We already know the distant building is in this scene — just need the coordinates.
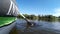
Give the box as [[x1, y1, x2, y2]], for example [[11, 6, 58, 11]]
[[0, 0, 19, 16]]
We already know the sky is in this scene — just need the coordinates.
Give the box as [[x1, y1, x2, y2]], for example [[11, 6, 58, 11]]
[[16, 0, 60, 17]]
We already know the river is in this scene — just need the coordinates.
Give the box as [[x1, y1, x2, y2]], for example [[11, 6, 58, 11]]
[[10, 19, 60, 34]]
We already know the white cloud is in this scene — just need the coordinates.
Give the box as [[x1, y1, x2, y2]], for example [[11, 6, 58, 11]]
[[53, 8, 60, 17]]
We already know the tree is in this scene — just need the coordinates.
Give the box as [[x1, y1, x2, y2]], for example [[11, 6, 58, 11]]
[[38, 15, 41, 20], [17, 14, 23, 19]]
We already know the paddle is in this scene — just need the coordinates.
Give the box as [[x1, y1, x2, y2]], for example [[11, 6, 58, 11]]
[[20, 13, 35, 26]]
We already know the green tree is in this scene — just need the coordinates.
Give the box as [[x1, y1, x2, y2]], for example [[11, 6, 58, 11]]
[[17, 14, 23, 19], [38, 15, 41, 20]]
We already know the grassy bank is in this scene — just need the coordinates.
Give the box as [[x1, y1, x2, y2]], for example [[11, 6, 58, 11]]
[[0, 17, 16, 27]]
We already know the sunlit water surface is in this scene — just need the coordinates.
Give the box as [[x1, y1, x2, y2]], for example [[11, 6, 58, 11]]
[[15, 19, 60, 34]]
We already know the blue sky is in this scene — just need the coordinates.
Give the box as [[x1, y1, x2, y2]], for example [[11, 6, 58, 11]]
[[16, 0, 60, 17]]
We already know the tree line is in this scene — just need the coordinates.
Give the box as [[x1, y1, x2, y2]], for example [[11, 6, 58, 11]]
[[17, 14, 60, 22]]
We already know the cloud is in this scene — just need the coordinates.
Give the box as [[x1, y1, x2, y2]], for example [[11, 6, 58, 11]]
[[53, 8, 60, 17]]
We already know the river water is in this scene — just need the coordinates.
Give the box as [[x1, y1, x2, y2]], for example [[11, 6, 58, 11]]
[[14, 19, 60, 34]]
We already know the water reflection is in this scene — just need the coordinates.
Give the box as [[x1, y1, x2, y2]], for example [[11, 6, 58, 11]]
[[16, 19, 60, 34]]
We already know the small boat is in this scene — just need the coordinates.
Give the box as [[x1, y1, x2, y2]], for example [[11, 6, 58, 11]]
[[0, 0, 19, 34], [0, 21, 16, 34]]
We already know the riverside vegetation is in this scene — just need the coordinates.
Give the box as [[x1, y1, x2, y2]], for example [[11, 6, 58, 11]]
[[17, 14, 60, 22]]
